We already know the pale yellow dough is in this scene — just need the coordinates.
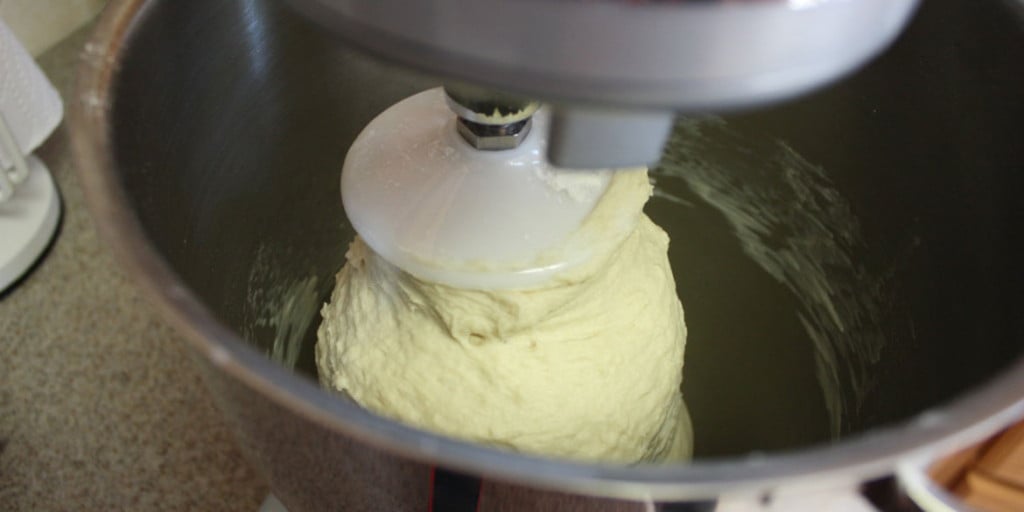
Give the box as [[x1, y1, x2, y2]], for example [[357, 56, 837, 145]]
[[316, 169, 692, 463]]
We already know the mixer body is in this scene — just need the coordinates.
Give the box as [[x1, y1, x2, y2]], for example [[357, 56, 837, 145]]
[[285, 0, 920, 167]]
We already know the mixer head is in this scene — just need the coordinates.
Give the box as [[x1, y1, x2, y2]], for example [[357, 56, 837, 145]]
[[284, 0, 920, 167]]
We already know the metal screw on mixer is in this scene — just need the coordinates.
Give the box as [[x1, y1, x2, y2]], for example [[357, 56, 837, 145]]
[[444, 85, 539, 151]]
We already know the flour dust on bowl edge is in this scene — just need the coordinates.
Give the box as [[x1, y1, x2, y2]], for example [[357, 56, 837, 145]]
[[71, 0, 1024, 510]]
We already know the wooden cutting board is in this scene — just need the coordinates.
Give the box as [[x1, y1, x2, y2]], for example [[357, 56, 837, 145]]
[[930, 421, 1024, 511]]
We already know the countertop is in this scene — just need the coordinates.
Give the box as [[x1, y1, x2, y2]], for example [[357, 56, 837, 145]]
[[0, 23, 268, 511]]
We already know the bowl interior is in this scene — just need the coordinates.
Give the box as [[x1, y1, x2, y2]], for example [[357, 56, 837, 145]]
[[108, 0, 1024, 460]]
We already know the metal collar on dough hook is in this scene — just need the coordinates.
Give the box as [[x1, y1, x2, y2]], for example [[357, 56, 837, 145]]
[[444, 85, 540, 151]]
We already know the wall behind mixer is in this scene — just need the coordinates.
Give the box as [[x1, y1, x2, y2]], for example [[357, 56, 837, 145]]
[[107, 0, 1024, 461]]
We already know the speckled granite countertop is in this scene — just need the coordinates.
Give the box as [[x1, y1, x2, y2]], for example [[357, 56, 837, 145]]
[[0, 24, 268, 511]]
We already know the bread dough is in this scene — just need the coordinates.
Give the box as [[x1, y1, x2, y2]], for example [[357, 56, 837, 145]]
[[316, 169, 692, 463]]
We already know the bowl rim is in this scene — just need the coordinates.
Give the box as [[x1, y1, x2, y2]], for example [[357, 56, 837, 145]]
[[69, 0, 1024, 501]]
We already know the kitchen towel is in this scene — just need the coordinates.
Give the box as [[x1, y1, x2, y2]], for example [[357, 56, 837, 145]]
[[0, 16, 63, 180]]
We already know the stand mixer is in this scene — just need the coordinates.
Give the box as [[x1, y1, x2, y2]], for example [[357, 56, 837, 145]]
[[288, 0, 920, 288], [71, 0, 1024, 510], [300, 0, 918, 506], [286, 0, 924, 506]]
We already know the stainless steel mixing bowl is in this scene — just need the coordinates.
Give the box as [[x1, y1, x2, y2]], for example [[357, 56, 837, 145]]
[[72, 0, 1024, 510]]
